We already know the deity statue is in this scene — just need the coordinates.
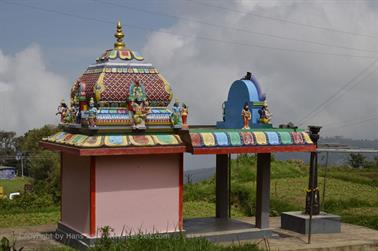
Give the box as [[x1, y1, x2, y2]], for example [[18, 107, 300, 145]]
[[170, 100, 182, 128], [128, 79, 147, 103], [87, 98, 98, 127], [258, 101, 272, 124], [131, 100, 150, 130], [241, 102, 251, 129], [181, 103, 188, 127], [128, 79, 150, 130], [56, 99, 68, 123]]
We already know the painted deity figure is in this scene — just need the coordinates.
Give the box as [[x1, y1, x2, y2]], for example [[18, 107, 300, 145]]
[[87, 98, 98, 127], [181, 103, 188, 126], [241, 103, 251, 129], [128, 79, 147, 103], [131, 101, 150, 129], [128, 79, 149, 129], [171, 100, 182, 128], [258, 102, 272, 124], [56, 99, 68, 123]]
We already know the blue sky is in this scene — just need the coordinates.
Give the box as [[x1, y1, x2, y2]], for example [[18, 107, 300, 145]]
[[0, 0, 377, 141], [0, 0, 180, 79]]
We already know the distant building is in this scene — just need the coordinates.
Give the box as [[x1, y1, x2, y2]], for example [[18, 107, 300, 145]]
[[0, 166, 16, 180]]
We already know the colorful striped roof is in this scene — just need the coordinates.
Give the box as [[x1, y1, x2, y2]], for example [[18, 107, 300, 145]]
[[189, 130, 313, 148], [44, 132, 182, 148]]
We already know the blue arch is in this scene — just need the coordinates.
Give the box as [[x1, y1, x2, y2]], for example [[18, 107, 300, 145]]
[[217, 77, 266, 129]]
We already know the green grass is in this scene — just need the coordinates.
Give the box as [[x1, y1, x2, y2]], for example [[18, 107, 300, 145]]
[[185, 157, 378, 230], [0, 209, 59, 228], [320, 167, 378, 187], [0, 177, 32, 195], [184, 201, 245, 218]]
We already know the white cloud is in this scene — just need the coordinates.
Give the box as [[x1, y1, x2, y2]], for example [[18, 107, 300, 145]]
[[0, 45, 68, 134], [142, 0, 378, 139]]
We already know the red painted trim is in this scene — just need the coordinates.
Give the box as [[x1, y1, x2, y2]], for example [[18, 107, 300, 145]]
[[90, 156, 96, 237], [60, 152, 63, 222], [191, 145, 316, 155], [40, 141, 186, 156], [178, 153, 184, 230]]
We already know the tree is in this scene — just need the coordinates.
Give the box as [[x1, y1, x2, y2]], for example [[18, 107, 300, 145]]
[[17, 125, 60, 202], [0, 130, 18, 167], [347, 153, 367, 168]]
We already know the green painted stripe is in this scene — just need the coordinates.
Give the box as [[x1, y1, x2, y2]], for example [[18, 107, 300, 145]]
[[227, 132, 242, 146]]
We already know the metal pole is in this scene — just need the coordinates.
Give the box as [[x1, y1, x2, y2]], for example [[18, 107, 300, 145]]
[[306, 126, 321, 244], [228, 154, 231, 218], [308, 152, 315, 244], [321, 152, 329, 211], [21, 156, 24, 177]]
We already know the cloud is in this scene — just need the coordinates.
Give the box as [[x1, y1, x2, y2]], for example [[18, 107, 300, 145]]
[[142, 0, 378, 139], [0, 45, 68, 134]]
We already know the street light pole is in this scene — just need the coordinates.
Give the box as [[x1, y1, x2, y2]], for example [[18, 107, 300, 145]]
[[305, 125, 321, 244]]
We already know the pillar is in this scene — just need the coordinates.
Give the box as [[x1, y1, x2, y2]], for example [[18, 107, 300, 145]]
[[256, 153, 271, 229], [216, 154, 229, 218]]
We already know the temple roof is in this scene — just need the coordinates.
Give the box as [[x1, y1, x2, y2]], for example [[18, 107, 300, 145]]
[[71, 21, 173, 106]]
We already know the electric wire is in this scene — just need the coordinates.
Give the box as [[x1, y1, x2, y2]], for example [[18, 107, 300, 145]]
[[0, 0, 375, 59], [92, 0, 378, 53], [296, 60, 378, 126], [184, 0, 378, 39]]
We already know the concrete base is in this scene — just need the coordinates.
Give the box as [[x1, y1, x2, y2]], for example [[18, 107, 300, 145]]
[[184, 218, 273, 242], [281, 211, 341, 234], [56, 218, 274, 249], [55, 222, 95, 250]]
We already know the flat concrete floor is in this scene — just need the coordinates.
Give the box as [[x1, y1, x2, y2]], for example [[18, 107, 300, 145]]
[[235, 217, 378, 251], [0, 217, 377, 250]]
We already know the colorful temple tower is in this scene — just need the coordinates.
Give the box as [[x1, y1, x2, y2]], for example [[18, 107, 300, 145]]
[[42, 22, 328, 248], [217, 72, 272, 129]]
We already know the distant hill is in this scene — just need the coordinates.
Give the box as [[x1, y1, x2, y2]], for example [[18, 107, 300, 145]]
[[277, 136, 378, 165], [184, 167, 215, 184]]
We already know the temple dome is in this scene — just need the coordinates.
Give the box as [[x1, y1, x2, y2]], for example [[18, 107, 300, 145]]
[[71, 22, 173, 107]]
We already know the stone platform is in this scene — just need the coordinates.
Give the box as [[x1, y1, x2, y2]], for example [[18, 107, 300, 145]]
[[281, 211, 341, 234], [184, 217, 272, 242]]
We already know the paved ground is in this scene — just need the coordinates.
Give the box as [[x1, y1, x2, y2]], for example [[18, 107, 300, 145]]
[[0, 224, 64, 251], [236, 217, 378, 251], [0, 217, 377, 250]]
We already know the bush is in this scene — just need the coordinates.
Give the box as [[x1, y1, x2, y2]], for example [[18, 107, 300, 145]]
[[0, 192, 56, 214]]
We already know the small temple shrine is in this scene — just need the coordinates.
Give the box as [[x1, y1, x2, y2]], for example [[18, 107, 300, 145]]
[[41, 22, 330, 248]]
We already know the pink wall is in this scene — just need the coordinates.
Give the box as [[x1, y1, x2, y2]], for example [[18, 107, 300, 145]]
[[61, 153, 90, 235], [96, 154, 181, 235]]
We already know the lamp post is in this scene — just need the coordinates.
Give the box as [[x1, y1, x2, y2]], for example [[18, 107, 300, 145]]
[[305, 125, 321, 215], [305, 125, 321, 243]]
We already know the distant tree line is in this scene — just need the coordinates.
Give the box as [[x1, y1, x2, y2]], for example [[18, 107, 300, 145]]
[[0, 125, 60, 202]]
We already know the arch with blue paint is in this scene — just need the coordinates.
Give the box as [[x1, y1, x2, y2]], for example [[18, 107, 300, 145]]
[[217, 75, 267, 129]]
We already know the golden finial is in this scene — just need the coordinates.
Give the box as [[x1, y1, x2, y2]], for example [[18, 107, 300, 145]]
[[114, 21, 125, 50]]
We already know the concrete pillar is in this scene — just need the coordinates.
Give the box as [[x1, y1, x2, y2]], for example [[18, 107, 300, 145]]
[[256, 153, 271, 229], [216, 154, 229, 218]]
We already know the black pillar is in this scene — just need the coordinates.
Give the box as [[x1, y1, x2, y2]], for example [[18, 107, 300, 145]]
[[216, 154, 229, 218], [305, 126, 321, 215], [256, 153, 271, 229]]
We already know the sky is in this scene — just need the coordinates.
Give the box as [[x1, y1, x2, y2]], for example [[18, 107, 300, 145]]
[[0, 0, 377, 142]]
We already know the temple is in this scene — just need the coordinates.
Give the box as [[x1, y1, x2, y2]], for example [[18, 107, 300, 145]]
[[41, 22, 324, 248]]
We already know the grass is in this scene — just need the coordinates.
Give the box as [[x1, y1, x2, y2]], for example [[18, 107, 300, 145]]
[[0, 177, 32, 195], [0, 209, 59, 228], [185, 157, 378, 230], [184, 201, 245, 218]]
